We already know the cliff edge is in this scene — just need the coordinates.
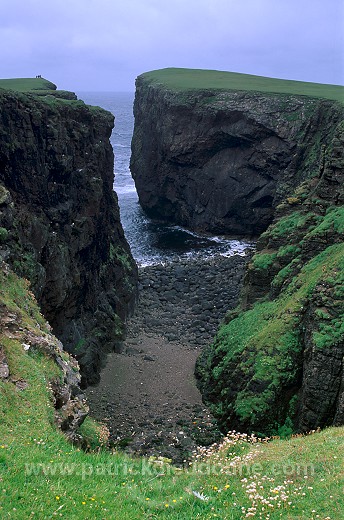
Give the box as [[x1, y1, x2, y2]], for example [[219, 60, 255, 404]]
[[131, 68, 343, 236], [0, 86, 138, 385]]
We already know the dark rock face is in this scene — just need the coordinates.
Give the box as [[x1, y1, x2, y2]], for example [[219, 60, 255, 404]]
[[131, 78, 342, 236], [131, 75, 344, 434], [0, 90, 138, 385]]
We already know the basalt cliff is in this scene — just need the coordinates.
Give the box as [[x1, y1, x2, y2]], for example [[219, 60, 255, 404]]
[[131, 68, 344, 435], [131, 69, 343, 237], [0, 85, 137, 386]]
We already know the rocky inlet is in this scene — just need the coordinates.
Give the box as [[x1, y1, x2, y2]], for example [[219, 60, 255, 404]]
[[86, 253, 248, 463]]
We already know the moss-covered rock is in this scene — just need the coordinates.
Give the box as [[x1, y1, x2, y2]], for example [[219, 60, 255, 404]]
[[196, 120, 344, 435]]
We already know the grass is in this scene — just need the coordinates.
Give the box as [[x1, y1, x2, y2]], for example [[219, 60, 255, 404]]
[[201, 242, 344, 434], [1, 266, 343, 519], [0, 77, 57, 92], [0, 78, 77, 101], [139, 68, 344, 103]]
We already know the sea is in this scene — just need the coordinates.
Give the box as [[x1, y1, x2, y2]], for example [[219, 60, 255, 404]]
[[78, 92, 253, 266]]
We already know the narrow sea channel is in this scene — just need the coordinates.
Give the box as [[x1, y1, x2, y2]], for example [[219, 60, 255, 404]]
[[77, 91, 253, 266]]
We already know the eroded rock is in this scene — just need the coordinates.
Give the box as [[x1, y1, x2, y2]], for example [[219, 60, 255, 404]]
[[0, 90, 138, 384], [131, 76, 343, 237], [0, 345, 9, 379]]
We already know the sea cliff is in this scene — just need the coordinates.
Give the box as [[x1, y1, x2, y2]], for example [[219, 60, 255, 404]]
[[131, 68, 344, 435], [131, 68, 343, 237], [0, 86, 137, 385]]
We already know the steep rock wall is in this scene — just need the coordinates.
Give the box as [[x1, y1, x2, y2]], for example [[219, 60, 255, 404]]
[[131, 71, 343, 435], [196, 120, 344, 434], [131, 76, 342, 236], [0, 90, 137, 385]]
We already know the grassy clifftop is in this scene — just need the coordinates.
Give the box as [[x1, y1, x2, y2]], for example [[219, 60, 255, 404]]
[[0, 77, 77, 100], [0, 77, 57, 92], [1, 264, 343, 518], [139, 68, 344, 102]]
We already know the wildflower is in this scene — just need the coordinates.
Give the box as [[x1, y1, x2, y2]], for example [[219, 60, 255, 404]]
[[165, 504, 169, 508], [55, 496, 60, 500], [192, 491, 209, 501]]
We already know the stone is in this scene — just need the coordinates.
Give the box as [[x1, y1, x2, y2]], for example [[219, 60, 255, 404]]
[[0, 345, 9, 379]]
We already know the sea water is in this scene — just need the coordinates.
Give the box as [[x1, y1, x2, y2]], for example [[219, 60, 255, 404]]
[[78, 92, 253, 266]]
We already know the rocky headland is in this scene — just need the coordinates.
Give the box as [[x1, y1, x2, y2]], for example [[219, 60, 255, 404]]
[[131, 69, 343, 237], [131, 68, 344, 437], [1, 70, 343, 455], [0, 84, 137, 386]]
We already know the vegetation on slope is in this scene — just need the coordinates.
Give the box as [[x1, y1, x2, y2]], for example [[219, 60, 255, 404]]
[[199, 244, 343, 433], [0, 265, 343, 519], [0, 77, 57, 92], [139, 68, 344, 102], [196, 120, 344, 437], [0, 77, 76, 100]]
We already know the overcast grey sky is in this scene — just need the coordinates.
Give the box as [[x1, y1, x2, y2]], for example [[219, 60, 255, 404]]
[[1, 0, 343, 91]]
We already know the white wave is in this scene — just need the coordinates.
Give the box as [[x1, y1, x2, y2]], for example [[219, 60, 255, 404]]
[[115, 185, 137, 195], [114, 143, 131, 148]]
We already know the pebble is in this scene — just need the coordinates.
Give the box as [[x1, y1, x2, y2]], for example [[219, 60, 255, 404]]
[[127, 254, 247, 347], [87, 253, 249, 463]]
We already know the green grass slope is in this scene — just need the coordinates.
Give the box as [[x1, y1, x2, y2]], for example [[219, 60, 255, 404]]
[[139, 68, 344, 102], [196, 119, 344, 439], [0, 266, 343, 518], [0, 77, 77, 100], [0, 77, 57, 92]]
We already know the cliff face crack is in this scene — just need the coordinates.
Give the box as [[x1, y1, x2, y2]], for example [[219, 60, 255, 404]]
[[244, 182, 270, 200]]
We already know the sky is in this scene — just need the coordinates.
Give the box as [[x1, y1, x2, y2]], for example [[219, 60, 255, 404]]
[[1, 0, 343, 92]]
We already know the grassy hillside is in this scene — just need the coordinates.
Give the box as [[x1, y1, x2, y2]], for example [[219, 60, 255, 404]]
[[139, 68, 344, 102], [0, 77, 57, 92], [0, 266, 343, 519], [0, 78, 77, 100]]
